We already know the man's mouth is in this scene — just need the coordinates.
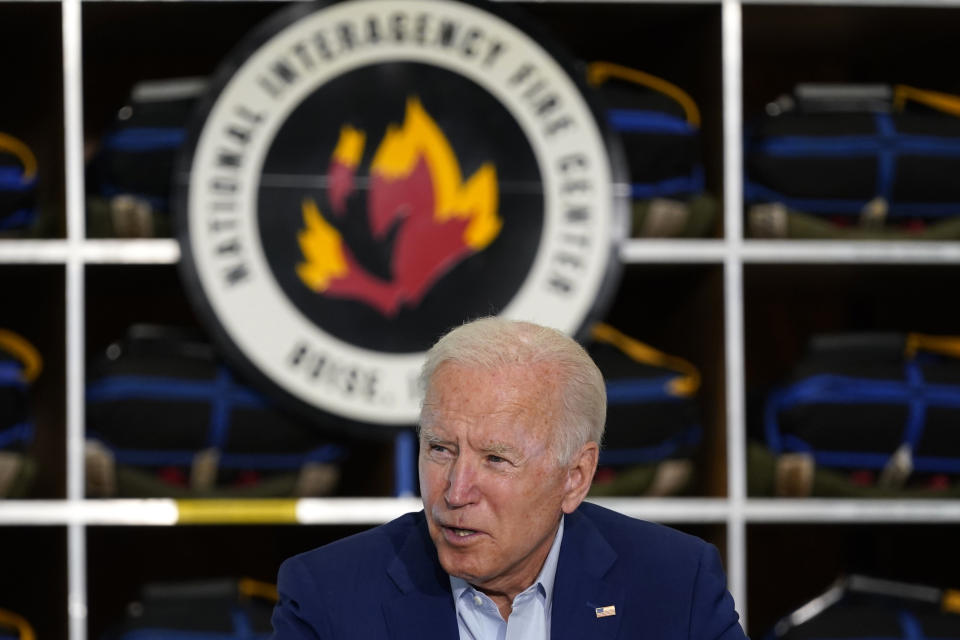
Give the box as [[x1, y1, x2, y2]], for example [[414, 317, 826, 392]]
[[440, 524, 483, 543]]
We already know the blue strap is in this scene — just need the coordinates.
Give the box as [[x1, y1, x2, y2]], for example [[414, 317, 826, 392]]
[[764, 361, 960, 462], [630, 165, 705, 199], [231, 606, 254, 639], [745, 180, 960, 218], [764, 387, 789, 453], [102, 127, 186, 152], [751, 128, 960, 157], [394, 429, 417, 497], [207, 368, 234, 449], [607, 109, 697, 135], [0, 209, 36, 230], [87, 375, 268, 408], [768, 373, 960, 407], [0, 422, 33, 449], [599, 425, 702, 465], [875, 113, 897, 204], [0, 362, 25, 387], [779, 434, 960, 473], [899, 610, 924, 640], [0, 167, 36, 191], [903, 359, 927, 451]]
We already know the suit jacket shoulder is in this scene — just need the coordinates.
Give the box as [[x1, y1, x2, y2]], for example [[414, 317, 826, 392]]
[[271, 512, 459, 640], [556, 502, 747, 640]]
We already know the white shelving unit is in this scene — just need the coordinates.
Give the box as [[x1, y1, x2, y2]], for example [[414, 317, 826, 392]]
[[2, 0, 960, 637]]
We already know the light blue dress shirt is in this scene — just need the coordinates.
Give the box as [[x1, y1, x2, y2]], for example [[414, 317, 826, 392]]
[[450, 518, 564, 640]]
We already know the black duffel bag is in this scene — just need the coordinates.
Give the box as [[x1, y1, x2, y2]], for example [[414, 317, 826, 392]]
[[101, 578, 275, 640], [763, 332, 960, 496], [588, 62, 716, 238], [746, 84, 960, 238], [86, 77, 206, 237], [769, 575, 960, 640], [587, 323, 702, 497], [0, 133, 38, 235], [0, 329, 40, 498], [85, 325, 344, 498]]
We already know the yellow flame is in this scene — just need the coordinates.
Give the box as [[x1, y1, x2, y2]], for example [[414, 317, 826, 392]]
[[332, 125, 366, 167], [371, 97, 501, 249], [296, 198, 348, 291]]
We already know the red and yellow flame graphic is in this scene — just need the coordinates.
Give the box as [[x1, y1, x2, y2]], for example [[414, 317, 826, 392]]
[[297, 97, 501, 316]]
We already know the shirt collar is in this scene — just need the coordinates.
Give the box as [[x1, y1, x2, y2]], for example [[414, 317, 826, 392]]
[[449, 516, 565, 604], [536, 515, 564, 602]]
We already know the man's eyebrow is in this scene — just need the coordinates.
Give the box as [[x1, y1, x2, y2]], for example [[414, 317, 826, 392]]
[[481, 442, 521, 458], [419, 430, 448, 446]]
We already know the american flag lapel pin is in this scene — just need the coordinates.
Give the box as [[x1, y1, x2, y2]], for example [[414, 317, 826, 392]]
[[595, 605, 616, 618]]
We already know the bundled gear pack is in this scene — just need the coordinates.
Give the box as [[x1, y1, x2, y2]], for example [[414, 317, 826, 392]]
[[0, 133, 38, 234], [86, 77, 206, 237], [758, 332, 960, 497], [768, 575, 960, 640], [588, 62, 717, 238], [101, 578, 275, 640], [587, 323, 702, 497], [747, 84, 960, 239], [85, 325, 344, 498], [0, 329, 40, 498]]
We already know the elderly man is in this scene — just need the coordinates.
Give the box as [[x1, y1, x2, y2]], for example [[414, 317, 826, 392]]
[[271, 317, 747, 639]]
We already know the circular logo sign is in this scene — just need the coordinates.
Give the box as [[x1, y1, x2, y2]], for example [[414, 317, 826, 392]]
[[176, 0, 627, 428]]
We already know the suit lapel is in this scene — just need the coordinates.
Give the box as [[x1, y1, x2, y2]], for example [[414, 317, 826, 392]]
[[382, 512, 460, 640], [551, 510, 624, 640]]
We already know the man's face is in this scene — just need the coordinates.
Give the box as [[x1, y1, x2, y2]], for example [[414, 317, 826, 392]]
[[418, 361, 581, 598]]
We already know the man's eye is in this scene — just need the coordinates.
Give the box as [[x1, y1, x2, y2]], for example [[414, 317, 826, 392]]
[[487, 455, 506, 464], [429, 444, 450, 455]]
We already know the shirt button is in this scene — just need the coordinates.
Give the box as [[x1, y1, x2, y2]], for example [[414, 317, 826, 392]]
[[473, 595, 483, 607]]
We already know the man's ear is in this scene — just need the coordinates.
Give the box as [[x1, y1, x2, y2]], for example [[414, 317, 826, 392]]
[[561, 441, 599, 514]]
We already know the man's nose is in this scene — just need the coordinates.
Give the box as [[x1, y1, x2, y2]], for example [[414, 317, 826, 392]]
[[444, 456, 479, 507]]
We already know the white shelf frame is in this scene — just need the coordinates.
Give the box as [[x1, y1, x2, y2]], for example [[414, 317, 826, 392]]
[[9, 238, 960, 266], [0, 0, 954, 638], [6, 497, 960, 526]]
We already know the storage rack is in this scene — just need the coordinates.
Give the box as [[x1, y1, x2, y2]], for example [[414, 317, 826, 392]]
[[2, 0, 960, 638]]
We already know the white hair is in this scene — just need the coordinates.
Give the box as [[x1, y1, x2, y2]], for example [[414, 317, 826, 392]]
[[419, 317, 606, 464]]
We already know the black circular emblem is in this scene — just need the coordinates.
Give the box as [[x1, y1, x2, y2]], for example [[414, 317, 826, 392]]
[[176, 0, 626, 429]]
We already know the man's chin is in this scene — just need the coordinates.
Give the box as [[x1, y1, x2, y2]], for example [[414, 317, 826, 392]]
[[436, 550, 490, 585]]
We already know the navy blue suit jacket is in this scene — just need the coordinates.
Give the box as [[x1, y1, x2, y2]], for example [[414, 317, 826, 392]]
[[271, 502, 748, 639]]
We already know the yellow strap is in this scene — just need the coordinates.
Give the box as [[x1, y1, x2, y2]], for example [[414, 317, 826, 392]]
[[0, 132, 37, 182], [0, 329, 43, 383], [0, 609, 36, 640], [587, 61, 701, 129], [905, 333, 960, 360], [238, 577, 279, 603], [176, 499, 299, 524], [591, 323, 700, 397], [893, 85, 960, 119], [943, 588, 960, 614]]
